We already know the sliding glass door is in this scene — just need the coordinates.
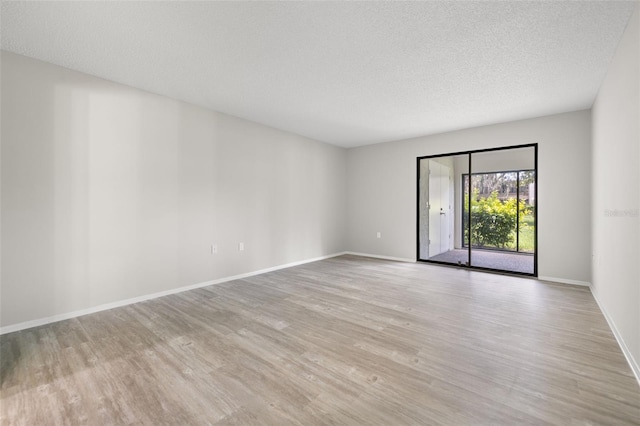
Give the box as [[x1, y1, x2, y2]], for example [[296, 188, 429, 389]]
[[417, 144, 537, 276]]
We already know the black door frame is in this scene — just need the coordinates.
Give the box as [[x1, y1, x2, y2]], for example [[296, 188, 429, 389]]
[[416, 143, 538, 277]]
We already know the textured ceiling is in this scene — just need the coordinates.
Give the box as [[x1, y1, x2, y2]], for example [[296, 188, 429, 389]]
[[1, 1, 636, 148]]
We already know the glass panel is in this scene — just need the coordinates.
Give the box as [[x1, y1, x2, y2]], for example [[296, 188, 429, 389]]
[[418, 154, 468, 265], [469, 147, 535, 274]]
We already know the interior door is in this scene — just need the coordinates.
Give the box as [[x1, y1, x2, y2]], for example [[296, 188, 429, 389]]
[[440, 165, 450, 252], [428, 160, 450, 256]]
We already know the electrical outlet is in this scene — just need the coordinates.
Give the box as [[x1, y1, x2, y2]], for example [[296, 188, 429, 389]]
[[211, 244, 217, 254], [377, 232, 381, 239], [239, 242, 244, 251]]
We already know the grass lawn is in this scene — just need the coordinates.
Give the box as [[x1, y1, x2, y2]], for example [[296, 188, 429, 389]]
[[506, 215, 535, 252]]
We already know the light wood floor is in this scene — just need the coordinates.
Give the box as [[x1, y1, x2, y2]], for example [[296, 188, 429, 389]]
[[1, 255, 639, 425]]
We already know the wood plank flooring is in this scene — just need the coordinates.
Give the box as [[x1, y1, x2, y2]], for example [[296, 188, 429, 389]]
[[1, 255, 639, 425]]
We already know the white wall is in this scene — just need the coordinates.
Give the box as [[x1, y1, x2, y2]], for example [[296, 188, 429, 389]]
[[347, 110, 592, 284], [1, 51, 347, 329], [591, 5, 639, 379]]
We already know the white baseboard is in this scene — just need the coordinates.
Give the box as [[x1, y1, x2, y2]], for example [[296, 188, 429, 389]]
[[590, 290, 640, 386], [0, 251, 347, 335], [538, 276, 591, 287], [344, 251, 416, 263]]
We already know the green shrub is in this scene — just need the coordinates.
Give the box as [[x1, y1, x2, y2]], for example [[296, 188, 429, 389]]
[[464, 191, 529, 248]]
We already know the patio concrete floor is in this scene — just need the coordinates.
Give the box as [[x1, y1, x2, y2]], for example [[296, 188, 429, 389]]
[[428, 248, 534, 275]]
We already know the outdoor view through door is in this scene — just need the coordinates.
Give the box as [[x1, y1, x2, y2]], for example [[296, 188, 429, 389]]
[[417, 144, 537, 276]]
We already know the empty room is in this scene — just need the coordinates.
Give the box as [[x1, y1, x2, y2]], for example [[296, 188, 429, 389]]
[[1, 1, 639, 424]]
